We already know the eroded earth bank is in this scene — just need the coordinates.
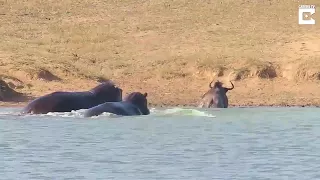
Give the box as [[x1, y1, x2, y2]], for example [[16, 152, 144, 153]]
[[1, 0, 320, 107]]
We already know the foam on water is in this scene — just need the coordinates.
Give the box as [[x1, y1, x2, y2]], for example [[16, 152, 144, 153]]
[[0, 107, 216, 118], [0, 108, 21, 116], [151, 107, 216, 118]]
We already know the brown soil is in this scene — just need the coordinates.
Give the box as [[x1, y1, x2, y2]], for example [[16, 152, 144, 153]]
[[1, 0, 320, 108]]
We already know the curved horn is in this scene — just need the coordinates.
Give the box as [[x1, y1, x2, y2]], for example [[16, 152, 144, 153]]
[[226, 81, 234, 90], [209, 80, 214, 88]]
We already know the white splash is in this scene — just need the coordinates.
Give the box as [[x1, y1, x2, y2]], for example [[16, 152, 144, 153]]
[[151, 107, 216, 118], [1, 107, 215, 118]]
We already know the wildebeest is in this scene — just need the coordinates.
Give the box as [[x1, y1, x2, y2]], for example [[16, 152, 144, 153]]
[[198, 80, 234, 108], [21, 80, 123, 114], [83, 92, 150, 117]]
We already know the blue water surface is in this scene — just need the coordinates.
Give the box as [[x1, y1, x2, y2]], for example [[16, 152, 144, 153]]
[[0, 107, 320, 180]]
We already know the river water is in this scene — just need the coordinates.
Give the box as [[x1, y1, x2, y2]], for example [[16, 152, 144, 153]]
[[0, 107, 319, 180]]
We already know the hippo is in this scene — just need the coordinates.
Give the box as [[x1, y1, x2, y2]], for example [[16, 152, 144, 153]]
[[198, 80, 234, 108], [83, 92, 150, 117], [21, 80, 122, 114]]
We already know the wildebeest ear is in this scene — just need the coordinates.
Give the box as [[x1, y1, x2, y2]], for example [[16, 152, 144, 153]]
[[143, 93, 148, 97]]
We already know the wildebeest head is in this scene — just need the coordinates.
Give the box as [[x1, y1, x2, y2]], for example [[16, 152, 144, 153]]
[[209, 80, 222, 89], [90, 80, 123, 103], [124, 92, 150, 115], [199, 80, 234, 108], [209, 80, 234, 92]]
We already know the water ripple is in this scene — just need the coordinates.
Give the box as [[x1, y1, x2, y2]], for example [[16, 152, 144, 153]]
[[0, 107, 320, 179]]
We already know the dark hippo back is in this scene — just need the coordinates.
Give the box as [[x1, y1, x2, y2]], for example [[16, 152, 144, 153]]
[[89, 81, 123, 104], [21, 81, 123, 114], [83, 102, 143, 117], [83, 92, 150, 117]]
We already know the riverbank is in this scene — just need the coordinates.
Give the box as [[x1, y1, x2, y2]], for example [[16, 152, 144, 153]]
[[1, 77, 320, 108], [1, 0, 319, 108]]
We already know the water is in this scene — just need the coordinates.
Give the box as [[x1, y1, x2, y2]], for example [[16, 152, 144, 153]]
[[0, 107, 320, 180]]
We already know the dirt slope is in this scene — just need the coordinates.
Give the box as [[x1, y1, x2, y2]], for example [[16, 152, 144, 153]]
[[0, 0, 320, 107]]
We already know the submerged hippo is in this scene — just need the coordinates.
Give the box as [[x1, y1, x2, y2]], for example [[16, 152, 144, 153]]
[[198, 80, 234, 108], [21, 80, 122, 114], [84, 92, 150, 117]]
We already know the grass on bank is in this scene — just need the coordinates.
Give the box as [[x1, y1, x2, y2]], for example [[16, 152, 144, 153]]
[[0, 0, 320, 105]]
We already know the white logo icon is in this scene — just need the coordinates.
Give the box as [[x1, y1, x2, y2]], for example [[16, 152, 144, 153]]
[[298, 5, 316, 25]]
